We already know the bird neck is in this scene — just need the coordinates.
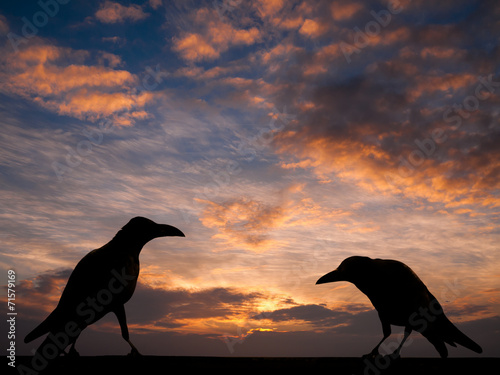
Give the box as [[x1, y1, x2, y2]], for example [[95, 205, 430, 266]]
[[110, 230, 149, 256], [351, 278, 373, 295]]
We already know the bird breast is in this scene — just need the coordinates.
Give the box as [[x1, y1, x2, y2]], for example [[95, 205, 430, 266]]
[[107, 255, 140, 304]]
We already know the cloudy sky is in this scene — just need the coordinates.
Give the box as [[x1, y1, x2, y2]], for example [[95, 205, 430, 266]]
[[1, 0, 499, 358]]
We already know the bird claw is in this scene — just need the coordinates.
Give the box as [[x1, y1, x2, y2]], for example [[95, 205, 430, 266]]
[[361, 352, 380, 360], [65, 347, 80, 358], [127, 348, 142, 357], [387, 351, 401, 361]]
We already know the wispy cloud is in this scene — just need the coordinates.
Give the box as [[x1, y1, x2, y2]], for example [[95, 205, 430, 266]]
[[198, 198, 286, 252], [197, 182, 354, 252]]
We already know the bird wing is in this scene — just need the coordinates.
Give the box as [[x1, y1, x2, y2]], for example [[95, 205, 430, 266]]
[[24, 248, 112, 343], [56, 249, 108, 307]]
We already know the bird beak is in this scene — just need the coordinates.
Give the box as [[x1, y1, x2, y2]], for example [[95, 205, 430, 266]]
[[158, 224, 185, 237], [316, 269, 343, 284]]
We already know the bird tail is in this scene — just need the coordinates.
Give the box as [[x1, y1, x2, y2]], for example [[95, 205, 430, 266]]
[[24, 331, 68, 373], [25, 322, 49, 343], [441, 317, 483, 354], [25, 311, 57, 343]]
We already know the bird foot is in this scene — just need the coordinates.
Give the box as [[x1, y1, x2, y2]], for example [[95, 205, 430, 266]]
[[65, 348, 80, 358], [386, 351, 401, 362], [361, 352, 380, 360], [360, 352, 401, 374], [127, 348, 142, 357]]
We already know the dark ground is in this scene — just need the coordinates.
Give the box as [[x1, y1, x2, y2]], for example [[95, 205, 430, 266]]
[[8, 356, 499, 374]]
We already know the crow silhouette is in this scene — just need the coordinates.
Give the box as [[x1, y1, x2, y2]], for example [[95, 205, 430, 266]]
[[24, 217, 185, 359], [316, 256, 482, 358]]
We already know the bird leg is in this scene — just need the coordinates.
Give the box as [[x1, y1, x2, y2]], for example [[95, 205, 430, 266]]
[[389, 326, 412, 359], [363, 320, 391, 359], [126, 340, 141, 357], [114, 305, 141, 357], [66, 337, 80, 357]]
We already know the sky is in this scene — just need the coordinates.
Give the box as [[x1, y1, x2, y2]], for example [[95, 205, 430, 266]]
[[0, 0, 499, 359]]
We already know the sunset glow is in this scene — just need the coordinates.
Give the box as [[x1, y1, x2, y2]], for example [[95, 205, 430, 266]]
[[0, 0, 499, 358]]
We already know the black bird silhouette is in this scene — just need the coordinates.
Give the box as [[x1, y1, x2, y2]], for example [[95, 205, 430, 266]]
[[316, 256, 482, 358], [24, 217, 185, 359]]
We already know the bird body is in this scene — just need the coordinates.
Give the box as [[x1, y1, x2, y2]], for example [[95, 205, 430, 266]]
[[349, 259, 430, 327], [24, 217, 184, 361], [316, 256, 482, 358]]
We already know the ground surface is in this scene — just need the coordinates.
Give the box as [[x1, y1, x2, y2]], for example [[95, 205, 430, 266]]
[[9, 356, 499, 374]]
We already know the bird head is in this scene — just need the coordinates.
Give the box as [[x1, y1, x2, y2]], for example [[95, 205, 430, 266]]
[[316, 256, 372, 285], [121, 217, 185, 243]]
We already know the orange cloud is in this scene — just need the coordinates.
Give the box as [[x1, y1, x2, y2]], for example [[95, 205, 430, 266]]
[[254, 0, 285, 18], [331, 1, 363, 21], [172, 8, 261, 62], [198, 198, 285, 252], [379, 26, 411, 45], [289, 140, 392, 193], [299, 19, 329, 38], [255, 0, 306, 31], [172, 33, 219, 61], [174, 64, 245, 81], [16, 269, 72, 318], [14, 63, 134, 96], [409, 73, 476, 101], [276, 15, 304, 30], [1, 43, 154, 125], [275, 129, 500, 212], [197, 185, 352, 252], [149, 0, 162, 10], [300, 43, 342, 77], [420, 46, 466, 60], [48, 89, 152, 120], [95, 1, 149, 23], [260, 43, 303, 75]]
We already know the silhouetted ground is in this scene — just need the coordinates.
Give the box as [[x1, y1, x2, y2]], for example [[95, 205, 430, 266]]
[[10, 356, 499, 374]]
